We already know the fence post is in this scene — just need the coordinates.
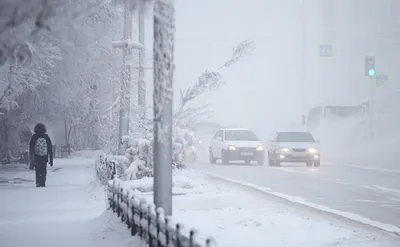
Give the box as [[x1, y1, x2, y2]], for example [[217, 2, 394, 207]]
[[112, 179, 116, 212], [117, 185, 121, 217], [139, 198, 147, 239], [176, 224, 181, 247], [131, 198, 137, 236], [120, 188, 124, 222], [156, 208, 162, 247], [165, 217, 170, 246], [206, 238, 213, 247], [189, 230, 196, 247], [126, 191, 130, 228], [147, 204, 153, 247], [52, 145, 56, 158]]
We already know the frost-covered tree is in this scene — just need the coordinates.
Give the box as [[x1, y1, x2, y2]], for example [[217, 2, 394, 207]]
[[0, 40, 61, 111], [119, 40, 255, 180], [0, 0, 108, 69], [0, 39, 61, 160], [0, 0, 121, 160], [36, 1, 122, 151]]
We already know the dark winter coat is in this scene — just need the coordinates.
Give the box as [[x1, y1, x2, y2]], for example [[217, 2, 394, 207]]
[[29, 123, 53, 164]]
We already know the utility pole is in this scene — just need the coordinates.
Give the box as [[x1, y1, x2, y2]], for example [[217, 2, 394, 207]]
[[138, 0, 146, 121], [113, 0, 134, 154], [299, 0, 306, 126], [153, 0, 175, 216]]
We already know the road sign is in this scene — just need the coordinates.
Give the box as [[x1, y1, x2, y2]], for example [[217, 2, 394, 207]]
[[320, 44, 333, 57], [376, 74, 388, 87]]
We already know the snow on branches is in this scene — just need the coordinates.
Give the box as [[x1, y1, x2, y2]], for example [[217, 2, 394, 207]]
[[99, 40, 255, 181], [218, 40, 255, 69], [177, 40, 255, 113], [0, 0, 109, 69], [0, 40, 61, 111]]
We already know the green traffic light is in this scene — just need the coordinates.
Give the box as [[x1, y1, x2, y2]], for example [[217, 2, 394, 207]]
[[368, 69, 376, 76]]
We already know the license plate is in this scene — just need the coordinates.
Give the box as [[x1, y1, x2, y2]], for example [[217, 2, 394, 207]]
[[292, 153, 306, 157], [241, 152, 253, 156]]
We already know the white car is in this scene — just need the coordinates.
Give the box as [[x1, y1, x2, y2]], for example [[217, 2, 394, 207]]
[[267, 131, 320, 167], [209, 128, 265, 165]]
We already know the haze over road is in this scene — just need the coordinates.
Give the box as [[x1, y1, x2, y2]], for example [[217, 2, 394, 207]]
[[193, 145, 400, 231]]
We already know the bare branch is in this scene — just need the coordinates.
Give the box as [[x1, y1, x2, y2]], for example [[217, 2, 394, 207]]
[[177, 70, 222, 111], [218, 40, 255, 70], [177, 40, 255, 112]]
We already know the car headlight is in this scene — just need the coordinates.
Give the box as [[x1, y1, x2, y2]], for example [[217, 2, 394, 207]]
[[228, 145, 236, 150], [280, 148, 290, 152], [308, 148, 318, 153], [256, 145, 264, 151]]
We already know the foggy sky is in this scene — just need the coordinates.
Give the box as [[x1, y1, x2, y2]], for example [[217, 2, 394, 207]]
[[144, 0, 398, 139]]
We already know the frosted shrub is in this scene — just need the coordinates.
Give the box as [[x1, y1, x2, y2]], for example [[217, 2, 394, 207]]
[[94, 150, 131, 185], [123, 138, 153, 180]]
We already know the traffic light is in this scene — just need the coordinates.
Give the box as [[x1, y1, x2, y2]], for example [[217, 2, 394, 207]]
[[365, 55, 375, 76]]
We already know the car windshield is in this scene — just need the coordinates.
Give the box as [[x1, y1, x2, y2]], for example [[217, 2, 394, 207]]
[[225, 130, 259, 141], [277, 132, 315, 142]]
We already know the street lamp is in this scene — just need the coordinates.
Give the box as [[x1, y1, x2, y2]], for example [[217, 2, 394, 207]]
[[112, 40, 144, 50]]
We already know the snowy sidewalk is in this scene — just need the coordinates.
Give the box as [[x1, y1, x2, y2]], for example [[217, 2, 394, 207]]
[[120, 170, 400, 247], [0, 158, 132, 247]]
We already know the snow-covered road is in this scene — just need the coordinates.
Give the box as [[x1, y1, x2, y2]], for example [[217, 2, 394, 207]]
[[0, 158, 133, 247], [193, 159, 400, 234]]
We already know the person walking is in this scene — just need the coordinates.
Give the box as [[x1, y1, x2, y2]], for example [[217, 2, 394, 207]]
[[29, 123, 53, 187]]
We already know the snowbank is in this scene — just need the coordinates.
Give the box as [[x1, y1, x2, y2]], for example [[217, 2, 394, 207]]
[[113, 169, 399, 247], [107, 170, 216, 246], [118, 169, 217, 196], [89, 211, 143, 247]]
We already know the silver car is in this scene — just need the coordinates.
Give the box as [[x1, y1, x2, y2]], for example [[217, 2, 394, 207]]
[[267, 131, 320, 167]]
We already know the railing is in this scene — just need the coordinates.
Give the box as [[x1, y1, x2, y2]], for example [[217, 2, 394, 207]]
[[104, 157, 216, 247], [1, 145, 71, 165], [52, 144, 71, 158]]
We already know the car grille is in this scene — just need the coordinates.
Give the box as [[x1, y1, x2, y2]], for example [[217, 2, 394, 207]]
[[292, 148, 306, 152], [237, 147, 255, 152]]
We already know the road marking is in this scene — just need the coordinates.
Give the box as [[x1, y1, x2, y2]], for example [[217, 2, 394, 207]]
[[370, 185, 400, 196], [266, 161, 400, 175], [265, 166, 400, 196], [205, 171, 400, 237], [324, 162, 400, 174], [200, 162, 400, 198]]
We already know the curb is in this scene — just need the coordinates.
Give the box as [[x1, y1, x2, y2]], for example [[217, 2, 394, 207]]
[[205, 171, 400, 239]]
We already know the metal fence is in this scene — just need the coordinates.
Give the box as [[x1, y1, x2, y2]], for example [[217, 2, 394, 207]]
[[105, 159, 216, 247], [52, 144, 71, 158]]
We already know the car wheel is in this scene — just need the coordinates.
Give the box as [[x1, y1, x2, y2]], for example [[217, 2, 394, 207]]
[[244, 159, 251, 165], [306, 161, 312, 167], [257, 159, 264, 166], [314, 160, 320, 167], [221, 151, 229, 165], [209, 150, 216, 164]]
